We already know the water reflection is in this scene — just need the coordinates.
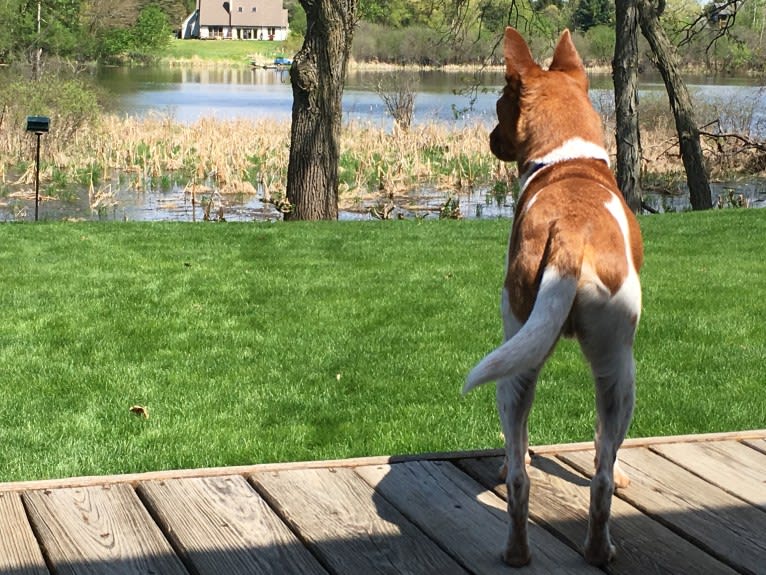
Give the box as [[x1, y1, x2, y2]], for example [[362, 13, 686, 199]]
[[101, 66, 504, 125], [4, 180, 764, 224], [98, 66, 766, 131]]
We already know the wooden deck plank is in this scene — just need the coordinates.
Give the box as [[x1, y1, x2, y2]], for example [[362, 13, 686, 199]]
[[250, 467, 467, 574], [2, 431, 763, 495], [560, 447, 766, 575], [652, 440, 766, 510], [4, 432, 765, 575], [355, 460, 597, 574], [0, 492, 49, 575], [138, 475, 327, 575], [529, 429, 766, 455], [457, 454, 739, 575], [742, 438, 766, 454], [23, 484, 187, 575]]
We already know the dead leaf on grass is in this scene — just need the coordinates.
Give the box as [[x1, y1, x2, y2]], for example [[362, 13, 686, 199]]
[[130, 405, 149, 419]]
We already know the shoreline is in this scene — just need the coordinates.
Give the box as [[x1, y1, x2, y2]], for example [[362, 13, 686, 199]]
[[158, 55, 614, 76]]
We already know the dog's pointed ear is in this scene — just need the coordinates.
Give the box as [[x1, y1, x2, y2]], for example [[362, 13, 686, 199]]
[[504, 27, 537, 78], [549, 29, 584, 73]]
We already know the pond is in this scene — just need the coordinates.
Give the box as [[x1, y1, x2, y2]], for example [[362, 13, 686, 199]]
[[98, 66, 766, 130], [99, 66, 507, 127], [3, 66, 766, 222]]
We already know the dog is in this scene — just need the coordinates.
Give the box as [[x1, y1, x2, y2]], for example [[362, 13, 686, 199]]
[[463, 27, 643, 567]]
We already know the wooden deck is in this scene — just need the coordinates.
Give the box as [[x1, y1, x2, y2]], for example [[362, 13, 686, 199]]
[[1, 430, 764, 575]]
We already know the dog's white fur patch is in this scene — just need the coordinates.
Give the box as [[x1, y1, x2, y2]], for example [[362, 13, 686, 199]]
[[604, 194, 642, 319], [520, 137, 612, 210], [604, 194, 636, 268], [532, 137, 611, 169]]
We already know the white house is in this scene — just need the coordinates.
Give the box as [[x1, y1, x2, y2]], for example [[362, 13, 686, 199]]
[[181, 0, 289, 41]]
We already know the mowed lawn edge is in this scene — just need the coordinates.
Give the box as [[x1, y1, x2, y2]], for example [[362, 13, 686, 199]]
[[0, 210, 763, 482]]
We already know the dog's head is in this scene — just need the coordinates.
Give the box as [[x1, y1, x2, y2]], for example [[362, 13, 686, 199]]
[[490, 28, 605, 169]]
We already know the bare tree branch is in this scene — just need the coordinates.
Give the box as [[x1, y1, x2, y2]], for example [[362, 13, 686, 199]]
[[699, 119, 766, 153], [676, 0, 741, 55]]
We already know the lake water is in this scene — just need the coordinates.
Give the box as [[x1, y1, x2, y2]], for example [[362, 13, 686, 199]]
[[100, 66, 507, 126], [4, 67, 766, 221], [99, 66, 766, 131]]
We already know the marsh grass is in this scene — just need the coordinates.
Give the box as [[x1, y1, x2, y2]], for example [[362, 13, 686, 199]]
[[0, 211, 764, 481], [2, 115, 501, 215], [2, 84, 766, 218], [603, 90, 766, 189]]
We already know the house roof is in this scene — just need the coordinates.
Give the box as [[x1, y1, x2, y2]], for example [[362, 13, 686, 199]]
[[199, 0, 288, 28]]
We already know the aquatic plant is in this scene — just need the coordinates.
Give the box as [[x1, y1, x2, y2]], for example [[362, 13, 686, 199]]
[[2, 94, 764, 220]]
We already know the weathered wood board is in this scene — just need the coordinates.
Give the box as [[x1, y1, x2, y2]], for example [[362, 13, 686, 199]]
[[742, 437, 766, 455], [356, 460, 597, 574], [458, 454, 740, 575], [138, 475, 327, 575], [250, 466, 467, 574], [0, 492, 49, 575], [23, 484, 187, 575], [651, 440, 766, 510], [0, 430, 763, 575], [560, 447, 766, 575]]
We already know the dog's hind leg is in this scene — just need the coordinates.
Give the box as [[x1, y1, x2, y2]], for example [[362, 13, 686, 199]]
[[496, 367, 539, 566], [496, 292, 532, 481], [579, 325, 636, 566]]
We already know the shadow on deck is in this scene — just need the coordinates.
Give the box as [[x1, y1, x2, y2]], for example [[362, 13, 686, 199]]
[[1, 429, 764, 574]]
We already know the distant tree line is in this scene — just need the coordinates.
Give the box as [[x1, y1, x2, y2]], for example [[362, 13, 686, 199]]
[[1, 0, 765, 74], [0, 0, 195, 65], [352, 0, 766, 73]]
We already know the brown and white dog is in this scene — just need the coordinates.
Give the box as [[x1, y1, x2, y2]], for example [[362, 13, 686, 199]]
[[464, 28, 643, 566]]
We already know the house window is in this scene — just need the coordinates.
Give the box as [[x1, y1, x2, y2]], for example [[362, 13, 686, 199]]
[[238, 6, 242, 11], [252, 6, 256, 11]]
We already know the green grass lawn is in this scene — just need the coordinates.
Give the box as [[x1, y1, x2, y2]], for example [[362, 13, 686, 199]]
[[0, 210, 764, 482], [161, 38, 294, 65]]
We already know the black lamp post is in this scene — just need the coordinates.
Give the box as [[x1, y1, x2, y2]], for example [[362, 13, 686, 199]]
[[25, 115, 50, 221]]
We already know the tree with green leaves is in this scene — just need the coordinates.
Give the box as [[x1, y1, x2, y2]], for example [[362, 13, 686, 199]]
[[284, 0, 307, 36], [147, 0, 191, 28], [571, 0, 614, 31], [131, 4, 173, 52], [0, 0, 84, 66]]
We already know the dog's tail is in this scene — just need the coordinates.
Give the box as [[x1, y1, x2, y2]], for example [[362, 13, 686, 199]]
[[463, 231, 582, 393]]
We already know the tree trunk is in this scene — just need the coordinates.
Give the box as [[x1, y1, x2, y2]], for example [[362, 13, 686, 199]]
[[637, 0, 713, 210], [285, 0, 357, 220], [613, 0, 643, 213]]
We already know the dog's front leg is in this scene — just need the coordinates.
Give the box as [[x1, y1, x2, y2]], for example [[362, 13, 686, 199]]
[[496, 370, 538, 566]]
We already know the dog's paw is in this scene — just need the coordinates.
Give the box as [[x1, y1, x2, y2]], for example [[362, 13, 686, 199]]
[[614, 461, 630, 489], [503, 543, 532, 567], [584, 539, 616, 566]]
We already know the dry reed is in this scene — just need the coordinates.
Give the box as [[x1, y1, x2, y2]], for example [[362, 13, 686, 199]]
[[2, 109, 764, 211]]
